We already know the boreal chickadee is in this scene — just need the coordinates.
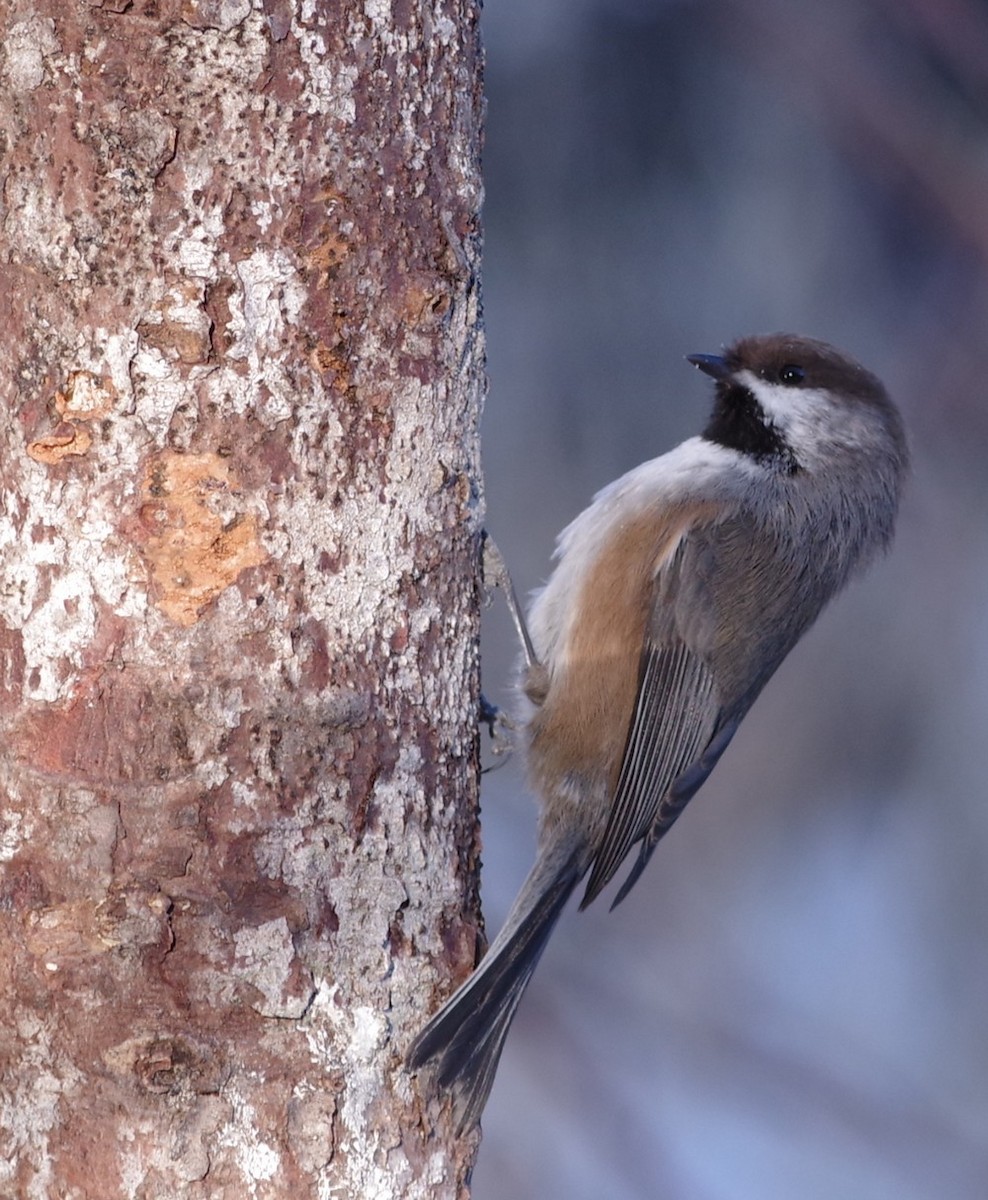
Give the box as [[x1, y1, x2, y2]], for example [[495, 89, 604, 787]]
[[408, 333, 907, 1133]]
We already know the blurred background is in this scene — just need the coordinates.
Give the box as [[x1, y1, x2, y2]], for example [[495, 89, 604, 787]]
[[470, 0, 988, 1197]]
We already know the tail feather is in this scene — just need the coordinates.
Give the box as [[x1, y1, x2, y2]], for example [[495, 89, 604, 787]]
[[407, 847, 583, 1133]]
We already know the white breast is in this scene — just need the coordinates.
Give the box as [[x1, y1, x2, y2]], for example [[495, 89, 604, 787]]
[[526, 436, 758, 672]]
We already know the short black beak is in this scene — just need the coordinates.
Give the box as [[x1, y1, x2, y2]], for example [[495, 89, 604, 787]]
[[687, 353, 731, 381]]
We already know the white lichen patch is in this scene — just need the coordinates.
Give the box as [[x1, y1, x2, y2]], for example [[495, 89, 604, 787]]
[[177, 235, 217, 277], [293, 18, 358, 122], [0, 1019, 83, 1199], [363, 0, 392, 34], [233, 917, 309, 1018], [215, 1087, 282, 1190], [2, 17, 59, 91], [130, 345, 197, 441], [304, 984, 400, 1200], [204, 247, 308, 427], [185, 0, 252, 32], [228, 248, 306, 362], [0, 811, 30, 863], [194, 758, 232, 790], [0, 467, 147, 701]]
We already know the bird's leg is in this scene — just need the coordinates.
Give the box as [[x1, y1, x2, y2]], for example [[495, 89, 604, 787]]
[[476, 532, 541, 765], [479, 691, 515, 766], [481, 532, 538, 669]]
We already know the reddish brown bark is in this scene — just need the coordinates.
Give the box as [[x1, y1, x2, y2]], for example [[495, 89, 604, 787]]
[[0, 2, 485, 1195]]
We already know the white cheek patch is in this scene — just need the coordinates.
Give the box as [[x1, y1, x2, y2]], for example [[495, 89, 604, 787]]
[[741, 372, 830, 448]]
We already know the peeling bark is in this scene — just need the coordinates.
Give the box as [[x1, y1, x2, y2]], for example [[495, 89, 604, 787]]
[[0, 2, 485, 1196]]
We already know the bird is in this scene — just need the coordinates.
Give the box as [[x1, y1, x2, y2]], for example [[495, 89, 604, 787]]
[[407, 333, 908, 1133]]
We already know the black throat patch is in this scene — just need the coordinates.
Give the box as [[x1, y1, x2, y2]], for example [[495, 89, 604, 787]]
[[701, 382, 800, 473]]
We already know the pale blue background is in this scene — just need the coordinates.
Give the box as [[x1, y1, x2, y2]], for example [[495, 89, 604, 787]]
[[472, 1, 988, 1197]]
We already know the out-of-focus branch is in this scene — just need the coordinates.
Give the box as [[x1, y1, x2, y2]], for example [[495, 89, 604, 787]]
[[879, 0, 988, 97], [724, 0, 988, 270]]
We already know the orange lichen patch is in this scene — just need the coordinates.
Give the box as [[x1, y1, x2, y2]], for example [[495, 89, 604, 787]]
[[56, 370, 118, 420], [137, 449, 267, 626], [27, 421, 93, 464]]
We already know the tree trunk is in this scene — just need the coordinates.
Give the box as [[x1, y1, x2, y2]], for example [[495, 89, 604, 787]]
[[0, 2, 485, 1195]]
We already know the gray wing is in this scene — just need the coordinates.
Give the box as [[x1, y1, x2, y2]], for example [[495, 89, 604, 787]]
[[579, 536, 739, 909]]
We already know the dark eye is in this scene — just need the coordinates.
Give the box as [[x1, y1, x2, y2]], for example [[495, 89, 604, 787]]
[[779, 364, 805, 386]]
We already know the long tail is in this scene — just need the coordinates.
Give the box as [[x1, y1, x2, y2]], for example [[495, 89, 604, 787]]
[[406, 845, 584, 1133]]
